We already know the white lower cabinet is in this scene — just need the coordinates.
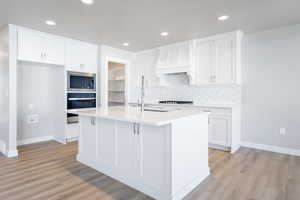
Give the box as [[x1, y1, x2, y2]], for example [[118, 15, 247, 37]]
[[78, 116, 171, 199], [209, 113, 231, 148], [79, 117, 97, 161], [97, 119, 116, 168], [115, 121, 135, 177], [136, 124, 171, 194]]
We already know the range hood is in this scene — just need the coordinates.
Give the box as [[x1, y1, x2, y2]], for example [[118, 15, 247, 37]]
[[155, 41, 194, 77]]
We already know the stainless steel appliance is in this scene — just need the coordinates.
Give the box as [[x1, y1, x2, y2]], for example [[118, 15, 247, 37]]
[[158, 100, 194, 105], [67, 71, 96, 92], [67, 93, 96, 123]]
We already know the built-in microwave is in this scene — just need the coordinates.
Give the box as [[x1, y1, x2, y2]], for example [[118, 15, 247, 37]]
[[67, 71, 96, 92]]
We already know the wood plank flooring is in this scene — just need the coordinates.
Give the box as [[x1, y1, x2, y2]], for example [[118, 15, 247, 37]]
[[0, 141, 299, 200]]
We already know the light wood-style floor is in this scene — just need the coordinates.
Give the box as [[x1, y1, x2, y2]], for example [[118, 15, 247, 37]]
[[0, 141, 299, 200]]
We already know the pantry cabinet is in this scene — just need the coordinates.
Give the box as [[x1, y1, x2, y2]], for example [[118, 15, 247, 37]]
[[18, 29, 65, 65]]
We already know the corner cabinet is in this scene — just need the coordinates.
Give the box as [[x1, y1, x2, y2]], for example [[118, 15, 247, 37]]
[[18, 29, 65, 66], [193, 31, 243, 85]]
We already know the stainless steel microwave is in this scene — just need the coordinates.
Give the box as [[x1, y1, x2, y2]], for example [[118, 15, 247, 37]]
[[67, 71, 96, 92]]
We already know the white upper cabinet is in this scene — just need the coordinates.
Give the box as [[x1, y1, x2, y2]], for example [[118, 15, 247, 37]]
[[215, 37, 236, 84], [193, 31, 243, 85], [18, 29, 65, 66], [193, 40, 215, 85], [65, 40, 98, 73], [156, 41, 193, 74]]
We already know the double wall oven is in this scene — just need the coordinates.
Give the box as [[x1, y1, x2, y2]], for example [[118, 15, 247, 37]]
[[67, 71, 97, 124]]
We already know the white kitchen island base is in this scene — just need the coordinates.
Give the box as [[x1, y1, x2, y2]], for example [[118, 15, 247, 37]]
[[71, 107, 209, 200]]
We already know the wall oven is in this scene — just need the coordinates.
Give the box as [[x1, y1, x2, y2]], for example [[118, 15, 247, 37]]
[[67, 71, 96, 92], [67, 93, 96, 123]]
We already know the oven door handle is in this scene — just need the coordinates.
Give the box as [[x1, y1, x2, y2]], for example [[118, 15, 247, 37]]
[[68, 98, 96, 101]]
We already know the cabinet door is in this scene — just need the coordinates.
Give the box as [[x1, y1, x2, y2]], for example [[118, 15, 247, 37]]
[[65, 40, 97, 73], [65, 40, 85, 72], [115, 121, 136, 177], [79, 117, 97, 160], [96, 119, 116, 168], [215, 37, 235, 84], [44, 37, 65, 66], [194, 40, 215, 84], [135, 124, 170, 193], [83, 44, 98, 73], [18, 30, 44, 63], [157, 48, 169, 68], [209, 114, 231, 147]]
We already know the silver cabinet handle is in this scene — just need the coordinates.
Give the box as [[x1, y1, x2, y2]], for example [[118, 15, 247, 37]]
[[91, 118, 95, 125], [137, 124, 140, 135], [68, 97, 96, 101], [133, 123, 136, 135]]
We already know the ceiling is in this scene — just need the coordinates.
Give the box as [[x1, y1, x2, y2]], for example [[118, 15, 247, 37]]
[[1, 0, 300, 51]]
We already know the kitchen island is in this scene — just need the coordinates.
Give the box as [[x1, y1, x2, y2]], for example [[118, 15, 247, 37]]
[[69, 106, 209, 200]]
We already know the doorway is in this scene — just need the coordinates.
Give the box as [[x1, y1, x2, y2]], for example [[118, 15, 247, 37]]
[[107, 61, 126, 106]]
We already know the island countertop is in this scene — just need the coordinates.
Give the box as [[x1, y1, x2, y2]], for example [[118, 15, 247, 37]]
[[68, 106, 208, 126]]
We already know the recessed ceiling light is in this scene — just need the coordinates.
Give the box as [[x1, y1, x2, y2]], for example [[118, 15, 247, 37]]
[[218, 15, 229, 21], [81, 0, 94, 5], [45, 20, 56, 26], [160, 32, 169, 36], [123, 42, 129, 47]]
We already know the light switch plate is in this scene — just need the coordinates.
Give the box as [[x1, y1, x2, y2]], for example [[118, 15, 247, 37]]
[[27, 114, 39, 124], [280, 128, 286, 135]]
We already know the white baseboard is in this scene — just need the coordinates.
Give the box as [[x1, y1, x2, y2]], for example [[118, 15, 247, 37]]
[[66, 137, 78, 143], [17, 136, 54, 146], [241, 141, 300, 157], [6, 150, 18, 158], [0, 140, 6, 155], [0, 140, 18, 158]]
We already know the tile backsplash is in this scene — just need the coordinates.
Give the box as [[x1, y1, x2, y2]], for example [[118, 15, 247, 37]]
[[131, 85, 241, 105]]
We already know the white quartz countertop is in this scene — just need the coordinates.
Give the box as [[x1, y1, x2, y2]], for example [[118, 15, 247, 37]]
[[68, 106, 208, 126]]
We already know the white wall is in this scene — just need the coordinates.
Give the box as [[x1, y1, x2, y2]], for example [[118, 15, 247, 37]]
[[242, 24, 300, 150], [99, 45, 134, 106], [0, 26, 9, 154], [17, 62, 65, 144], [130, 49, 241, 105]]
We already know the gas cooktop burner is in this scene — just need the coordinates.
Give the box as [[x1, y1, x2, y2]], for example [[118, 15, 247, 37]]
[[158, 100, 194, 105]]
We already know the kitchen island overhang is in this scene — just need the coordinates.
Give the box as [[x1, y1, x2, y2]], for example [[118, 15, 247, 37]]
[[69, 106, 210, 200]]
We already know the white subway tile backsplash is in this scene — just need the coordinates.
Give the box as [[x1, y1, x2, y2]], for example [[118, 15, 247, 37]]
[[131, 85, 241, 105]]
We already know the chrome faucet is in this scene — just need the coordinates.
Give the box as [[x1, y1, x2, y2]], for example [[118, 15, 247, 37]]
[[140, 75, 145, 112]]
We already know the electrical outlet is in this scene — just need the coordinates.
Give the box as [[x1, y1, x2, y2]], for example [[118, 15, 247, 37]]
[[280, 128, 286, 135], [27, 114, 39, 124]]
